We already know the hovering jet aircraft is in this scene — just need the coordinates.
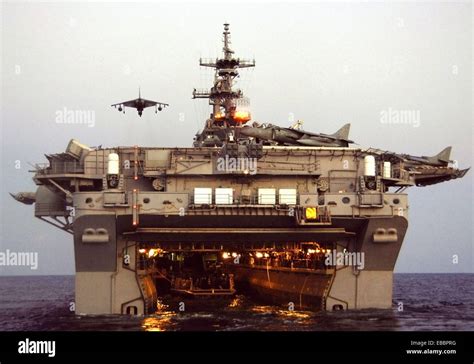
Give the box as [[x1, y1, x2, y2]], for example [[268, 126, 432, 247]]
[[111, 88, 169, 117], [239, 121, 353, 147]]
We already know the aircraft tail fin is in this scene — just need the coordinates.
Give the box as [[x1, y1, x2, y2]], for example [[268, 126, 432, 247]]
[[330, 123, 351, 140], [432, 146, 452, 163]]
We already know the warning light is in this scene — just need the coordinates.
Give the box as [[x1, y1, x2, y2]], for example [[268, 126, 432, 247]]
[[305, 207, 317, 220], [214, 112, 225, 120], [233, 110, 251, 123]]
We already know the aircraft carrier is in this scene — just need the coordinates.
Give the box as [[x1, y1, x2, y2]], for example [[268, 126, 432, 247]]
[[12, 24, 468, 315]]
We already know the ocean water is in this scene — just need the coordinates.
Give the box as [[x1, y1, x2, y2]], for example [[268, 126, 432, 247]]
[[0, 274, 472, 331]]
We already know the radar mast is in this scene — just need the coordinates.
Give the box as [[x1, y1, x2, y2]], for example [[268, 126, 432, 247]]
[[193, 23, 255, 130]]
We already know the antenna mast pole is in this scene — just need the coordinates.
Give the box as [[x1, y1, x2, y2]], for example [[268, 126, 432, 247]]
[[193, 23, 255, 126]]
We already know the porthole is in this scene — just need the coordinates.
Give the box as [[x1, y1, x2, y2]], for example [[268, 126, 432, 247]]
[[85, 197, 93, 204], [143, 198, 150, 204], [393, 198, 400, 205], [342, 197, 350, 204]]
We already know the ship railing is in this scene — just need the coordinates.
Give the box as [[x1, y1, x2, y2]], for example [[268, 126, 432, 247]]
[[191, 192, 299, 206], [392, 166, 409, 181], [192, 89, 211, 98], [35, 161, 84, 175], [35, 203, 68, 217], [245, 258, 331, 272], [199, 58, 218, 67]]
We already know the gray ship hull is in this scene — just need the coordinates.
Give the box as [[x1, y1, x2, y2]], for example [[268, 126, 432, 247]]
[[70, 210, 407, 314]]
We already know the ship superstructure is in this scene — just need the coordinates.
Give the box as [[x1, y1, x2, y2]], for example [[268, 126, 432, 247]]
[[12, 24, 468, 315], [193, 23, 255, 147]]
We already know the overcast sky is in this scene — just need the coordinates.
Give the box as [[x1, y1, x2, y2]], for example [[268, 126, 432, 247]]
[[0, 1, 472, 274]]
